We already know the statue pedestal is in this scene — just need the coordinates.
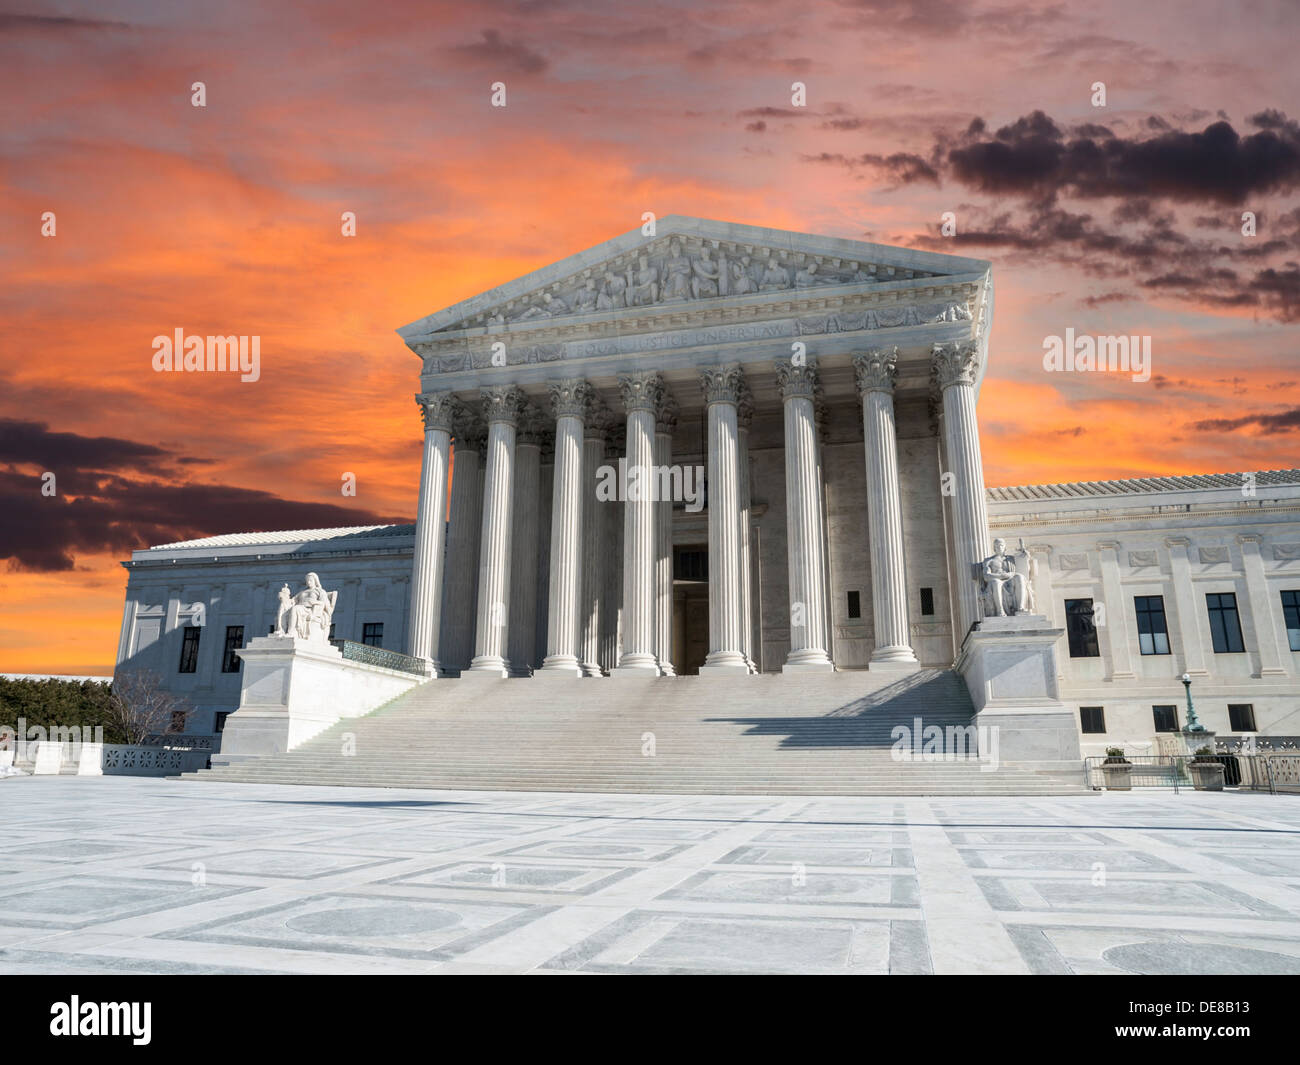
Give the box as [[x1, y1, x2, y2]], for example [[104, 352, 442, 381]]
[[955, 614, 1081, 766], [215, 636, 423, 764], [1172, 728, 1217, 756]]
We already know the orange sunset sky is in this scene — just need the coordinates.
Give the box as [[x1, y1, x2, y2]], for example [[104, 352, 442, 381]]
[[1, 0, 1297, 674]]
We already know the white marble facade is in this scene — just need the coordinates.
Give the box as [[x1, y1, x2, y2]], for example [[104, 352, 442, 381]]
[[114, 219, 1300, 749]]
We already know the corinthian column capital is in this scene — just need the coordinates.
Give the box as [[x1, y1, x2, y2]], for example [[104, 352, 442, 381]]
[[618, 370, 665, 414], [480, 385, 527, 425], [416, 391, 458, 433], [773, 357, 818, 401], [853, 348, 899, 395], [655, 392, 680, 435], [699, 363, 746, 406], [932, 341, 982, 389], [548, 378, 594, 421]]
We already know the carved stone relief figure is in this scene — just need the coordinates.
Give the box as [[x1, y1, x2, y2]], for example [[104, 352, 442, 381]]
[[691, 246, 722, 299], [760, 256, 791, 291], [630, 254, 659, 307], [662, 238, 693, 300]]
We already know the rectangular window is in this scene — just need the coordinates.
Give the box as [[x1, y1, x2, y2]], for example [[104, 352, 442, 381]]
[[1282, 590, 1300, 652], [1065, 598, 1100, 658], [1153, 705, 1179, 733], [1134, 595, 1170, 655], [362, 622, 384, 647], [177, 626, 201, 673], [221, 625, 245, 673], [846, 590, 861, 619], [920, 587, 935, 616], [214, 711, 231, 734], [168, 711, 187, 733], [1228, 704, 1257, 732], [1079, 706, 1106, 734], [1206, 592, 1245, 653]]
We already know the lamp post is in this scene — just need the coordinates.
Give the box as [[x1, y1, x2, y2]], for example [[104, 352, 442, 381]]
[[1181, 672, 1206, 733]]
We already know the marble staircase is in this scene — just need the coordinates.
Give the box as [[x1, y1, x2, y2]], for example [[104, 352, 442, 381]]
[[189, 669, 1090, 794]]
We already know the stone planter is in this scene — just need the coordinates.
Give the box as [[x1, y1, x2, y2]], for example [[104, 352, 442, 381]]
[[1190, 761, 1225, 792], [1101, 762, 1132, 791]]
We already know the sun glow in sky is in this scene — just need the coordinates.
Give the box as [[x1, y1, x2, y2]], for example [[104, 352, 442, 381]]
[[1, 0, 1297, 673]]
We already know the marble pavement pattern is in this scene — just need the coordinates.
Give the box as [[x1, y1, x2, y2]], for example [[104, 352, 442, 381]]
[[2, 778, 1300, 975]]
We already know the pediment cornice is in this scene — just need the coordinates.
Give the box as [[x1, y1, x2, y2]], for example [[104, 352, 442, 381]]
[[398, 216, 991, 345]]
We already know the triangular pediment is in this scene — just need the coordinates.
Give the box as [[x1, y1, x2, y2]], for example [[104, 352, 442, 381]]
[[397, 216, 990, 342]]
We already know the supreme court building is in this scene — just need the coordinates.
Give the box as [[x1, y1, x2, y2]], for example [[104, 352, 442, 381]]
[[116, 218, 1300, 762]]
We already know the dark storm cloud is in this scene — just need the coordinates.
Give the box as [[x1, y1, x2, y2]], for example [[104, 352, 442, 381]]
[[0, 14, 131, 33], [447, 29, 549, 75], [943, 110, 1300, 205], [1187, 409, 1300, 434], [0, 422, 408, 572]]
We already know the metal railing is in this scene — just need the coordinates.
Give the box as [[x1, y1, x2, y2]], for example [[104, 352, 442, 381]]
[[1085, 752, 1300, 793], [329, 639, 428, 677]]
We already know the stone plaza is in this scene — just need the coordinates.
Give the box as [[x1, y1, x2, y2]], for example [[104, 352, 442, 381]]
[[2, 777, 1299, 975]]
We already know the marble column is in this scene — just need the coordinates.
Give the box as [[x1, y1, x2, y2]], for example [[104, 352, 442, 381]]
[[579, 407, 612, 676], [700, 363, 750, 674], [854, 349, 919, 667], [774, 358, 834, 672], [468, 385, 525, 677], [1096, 541, 1136, 680], [613, 371, 662, 675], [1166, 536, 1208, 676], [407, 391, 457, 675], [737, 388, 758, 672], [933, 342, 992, 640], [653, 395, 679, 675], [600, 429, 624, 673], [1238, 534, 1289, 676], [541, 379, 592, 675], [507, 405, 545, 676], [439, 412, 484, 673]]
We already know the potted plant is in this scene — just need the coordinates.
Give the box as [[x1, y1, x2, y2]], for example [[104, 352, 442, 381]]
[[1100, 747, 1132, 790], [1190, 746, 1225, 792]]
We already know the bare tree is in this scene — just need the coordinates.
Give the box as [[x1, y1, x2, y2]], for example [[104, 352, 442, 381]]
[[109, 670, 195, 745]]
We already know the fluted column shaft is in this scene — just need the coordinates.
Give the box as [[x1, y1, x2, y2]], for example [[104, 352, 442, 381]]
[[542, 380, 591, 675], [934, 343, 992, 639], [439, 426, 482, 672], [614, 372, 662, 675], [469, 387, 524, 676], [775, 360, 833, 672], [579, 420, 609, 676], [737, 394, 757, 672], [700, 364, 750, 674], [855, 350, 919, 666], [506, 422, 542, 677], [653, 399, 678, 676], [407, 393, 456, 675]]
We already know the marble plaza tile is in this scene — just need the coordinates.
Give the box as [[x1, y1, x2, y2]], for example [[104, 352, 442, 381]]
[[657, 868, 918, 908], [378, 860, 638, 896], [313, 828, 501, 854], [1142, 829, 1300, 849], [958, 848, 1185, 872], [978, 875, 1292, 918], [545, 911, 932, 974], [715, 843, 913, 868], [570, 819, 731, 842], [945, 830, 1116, 846], [11, 837, 171, 864], [0, 875, 254, 930], [1007, 925, 1300, 976], [145, 847, 410, 881], [159, 891, 555, 961], [489, 837, 692, 862], [0, 946, 289, 976], [1200, 849, 1300, 877], [750, 826, 909, 845]]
